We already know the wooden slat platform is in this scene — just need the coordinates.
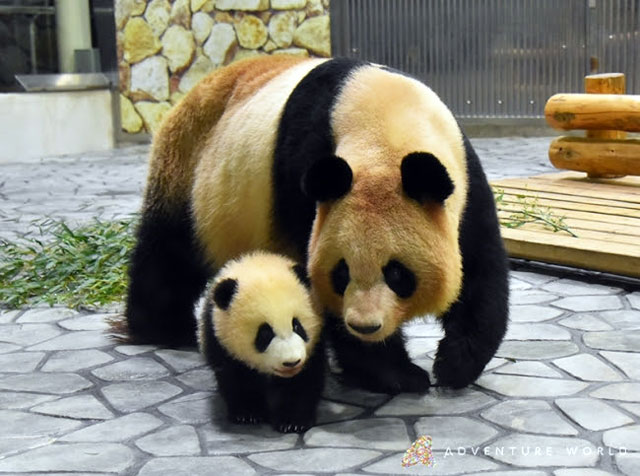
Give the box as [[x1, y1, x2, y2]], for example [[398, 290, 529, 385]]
[[491, 171, 640, 278]]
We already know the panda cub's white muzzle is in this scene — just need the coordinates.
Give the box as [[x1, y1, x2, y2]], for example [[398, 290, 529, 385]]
[[265, 333, 307, 377]]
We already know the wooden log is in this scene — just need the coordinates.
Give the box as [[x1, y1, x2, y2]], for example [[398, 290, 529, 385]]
[[549, 136, 640, 177], [584, 73, 626, 141], [545, 93, 640, 132]]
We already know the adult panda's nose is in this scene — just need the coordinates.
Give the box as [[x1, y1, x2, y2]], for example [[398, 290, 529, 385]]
[[282, 359, 301, 368], [348, 323, 382, 335]]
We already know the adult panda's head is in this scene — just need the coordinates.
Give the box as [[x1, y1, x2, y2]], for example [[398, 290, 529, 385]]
[[304, 65, 468, 342], [207, 252, 320, 377]]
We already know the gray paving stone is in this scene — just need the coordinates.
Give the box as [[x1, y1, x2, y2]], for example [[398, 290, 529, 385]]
[[511, 270, 558, 286], [364, 451, 499, 475], [619, 402, 640, 418], [504, 323, 571, 341], [115, 344, 156, 355], [597, 310, 640, 330], [617, 452, 640, 476], [58, 313, 113, 331], [600, 351, 640, 379], [583, 331, 640, 352], [101, 381, 182, 412], [41, 349, 113, 372], [542, 279, 619, 296], [0, 442, 134, 473], [16, 307, 76, 323], [628, 292, 640, 310], [1, 323, 61, 346], [1, 410, 82, 446], [414, 416, 498, 450], [494, 361, 562, 378], [305, 417, 411, 451], [28, 330, 112, 350], [469, 472, 548, 476], [323, 375, 390, 408], [558, 314, 614, 331], [202, 424, 299, 455], [0, 434, 51, 459], [316, 399, 365, 424], [552, 354, 623, 382], [91, 357, 170, 381], [509, 305, 564, 322], [510, 277, 533, 290], [554, 469, 618, 476], [555, 398, 634, 431], [138, 456, 256, 476], [249, 448, 381, 473], [495, 341, 579, 360], [32, 394, 113, 420], [476, 375, 588, 397], [481, 400, 578, 436], [488, 434, 598, 467], [0, 372, 92, 394], [135, 425, 201, 456], [511, 289, 558, 305], [590, 383, 640, 402], [60, 412, 163, 442], [0, 391, 58, 410], [158, 392, 214, 424], [376, 389, 496, 416], [553, 296, 623, 312], [603, 424, 640, 451], [0, 310, 20, 324], [155, 348, 206, 372], [176, 367, 217, 391], [0, 342, 21, 353], [0, 351, 45, 372]]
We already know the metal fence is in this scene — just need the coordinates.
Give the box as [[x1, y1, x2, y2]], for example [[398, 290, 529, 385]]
[[330, 0, 640, 118]]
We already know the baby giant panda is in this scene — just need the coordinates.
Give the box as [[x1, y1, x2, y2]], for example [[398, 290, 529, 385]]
[[198, 251, 324, 433], [125, 56, 509, 394]]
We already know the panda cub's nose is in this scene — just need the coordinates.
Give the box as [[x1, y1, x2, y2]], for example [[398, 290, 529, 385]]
[[282, 359, 301, 368]]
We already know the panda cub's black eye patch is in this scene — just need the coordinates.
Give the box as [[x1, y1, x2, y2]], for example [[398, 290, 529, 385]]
[[292, 318, 308, 342], [331, 259, 350, 296], [383, 260, 416, 298], [255, 323, 275, 353]]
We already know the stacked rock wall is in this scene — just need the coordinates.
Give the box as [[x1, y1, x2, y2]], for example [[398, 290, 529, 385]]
[[115, 0, 331, 135]]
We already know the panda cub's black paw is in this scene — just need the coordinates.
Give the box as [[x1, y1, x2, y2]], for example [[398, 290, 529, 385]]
[[274, 421, 310, 434]]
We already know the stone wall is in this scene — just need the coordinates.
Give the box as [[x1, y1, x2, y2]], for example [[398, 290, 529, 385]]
[[115, 0, 331, 135]]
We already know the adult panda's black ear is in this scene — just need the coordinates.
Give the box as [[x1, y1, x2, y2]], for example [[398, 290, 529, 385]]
[[401, 152, 454, 204], [292, 264, 311, 288], [213, 278, 238, 311], [301, 156, 353, 202]]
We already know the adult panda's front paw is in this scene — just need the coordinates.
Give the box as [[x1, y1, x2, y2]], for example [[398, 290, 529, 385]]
[[342, 361, 431, 394], [433, 336, 485, 389], [229, 411, 263, 425]]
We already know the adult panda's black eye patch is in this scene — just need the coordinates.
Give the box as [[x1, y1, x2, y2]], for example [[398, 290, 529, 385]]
[[213, 278, 238, 310], [292, 318, 308, 342], [401, 152, 454, 204], [383, 260, 416, 298], [255, 323, 275, 353], [331, 259, 350, 296]]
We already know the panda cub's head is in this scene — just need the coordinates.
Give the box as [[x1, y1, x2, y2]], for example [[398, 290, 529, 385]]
[[204, 251, 320, 378]]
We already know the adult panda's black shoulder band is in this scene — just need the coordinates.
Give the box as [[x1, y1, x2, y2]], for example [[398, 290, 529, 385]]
[[272, 58, 368, 256]]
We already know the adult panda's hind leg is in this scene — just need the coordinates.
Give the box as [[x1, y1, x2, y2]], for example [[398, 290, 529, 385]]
[[125, 202, 211, 347], [433, 138, 509, 389]]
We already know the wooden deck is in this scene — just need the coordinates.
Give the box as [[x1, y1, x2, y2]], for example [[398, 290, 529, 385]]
[[491, 171, 640, 277]]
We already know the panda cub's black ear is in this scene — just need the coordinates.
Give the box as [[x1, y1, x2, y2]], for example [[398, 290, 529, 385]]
[[292, 264, 311, 288], [301, 156, 353, 202], [213, 278, 238, 311], [401, 152, 454, 204]]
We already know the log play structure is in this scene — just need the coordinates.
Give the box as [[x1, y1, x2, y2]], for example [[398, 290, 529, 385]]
[[490, 72, 640, 278]]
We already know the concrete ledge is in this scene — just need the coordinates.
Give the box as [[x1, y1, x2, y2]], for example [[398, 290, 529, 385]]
[[0, 89, 114, 162]]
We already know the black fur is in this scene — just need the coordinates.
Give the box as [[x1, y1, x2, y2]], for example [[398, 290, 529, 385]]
[[301, 156, 353, 202], [292, 318, 308, 342], [432, 136, 509, 389], [254, 324, 275, 353], [213, 278, 238, 311], [401, 152, 454, 204], [273, 58, 366, 260], [382, 260, 417, 299], [125, 202, 210, 347], [330, 259, 350, 296], [201, 300, 325, 433], [292, 264, 311, 288]]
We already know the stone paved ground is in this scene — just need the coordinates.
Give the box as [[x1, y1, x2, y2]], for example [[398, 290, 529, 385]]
[[0, 138, 639, 475]]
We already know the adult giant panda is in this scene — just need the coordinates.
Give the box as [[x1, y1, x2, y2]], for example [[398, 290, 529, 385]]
[[125, 55, 509, 393]]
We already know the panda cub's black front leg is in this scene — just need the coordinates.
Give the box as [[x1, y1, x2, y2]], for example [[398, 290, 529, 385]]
[[215, 365, 267, 425]]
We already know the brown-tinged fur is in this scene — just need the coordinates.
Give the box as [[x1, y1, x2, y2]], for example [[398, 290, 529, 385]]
[[144, 55, 308, 211]]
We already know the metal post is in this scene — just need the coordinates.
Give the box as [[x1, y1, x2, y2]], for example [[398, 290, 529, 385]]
[[55, 0, 92, 73]]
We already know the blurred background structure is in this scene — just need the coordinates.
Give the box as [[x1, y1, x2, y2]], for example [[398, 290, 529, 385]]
[[0, 0, 638, 159]]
